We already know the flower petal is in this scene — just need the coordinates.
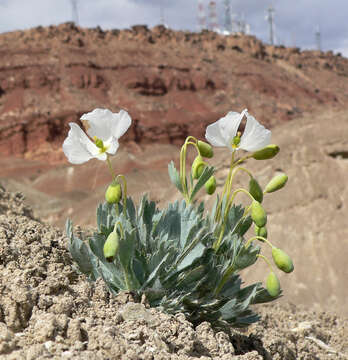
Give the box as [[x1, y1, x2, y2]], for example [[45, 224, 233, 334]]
[[104, 137, 120, 155], [205, 110, 247, 149], [82, 108, 132, 142], [205, 121, 227, 147], [239, 111, 271, 152], [111, 110, 132, 139], [82, 108, 114, 141], [219, 110, 246, 143], [63, 123, 100, 164]]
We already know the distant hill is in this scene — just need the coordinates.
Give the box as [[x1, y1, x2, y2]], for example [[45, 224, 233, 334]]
[[0, 22, 348, 161]]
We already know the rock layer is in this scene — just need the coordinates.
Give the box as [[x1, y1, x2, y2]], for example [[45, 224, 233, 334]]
[[1, 23, 348, 161]]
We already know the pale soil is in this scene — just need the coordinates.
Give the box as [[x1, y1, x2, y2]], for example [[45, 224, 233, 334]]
[[0, 187, 347, 359]]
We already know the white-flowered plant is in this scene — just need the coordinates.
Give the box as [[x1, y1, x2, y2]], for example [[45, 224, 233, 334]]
[[65, 107, 293, 330], [63, 108, 131, 164], [205, 109, 271, 152]]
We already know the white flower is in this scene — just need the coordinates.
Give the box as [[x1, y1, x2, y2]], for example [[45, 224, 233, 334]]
[[205, 109, 271, 152], [63, 108, 131, 164]]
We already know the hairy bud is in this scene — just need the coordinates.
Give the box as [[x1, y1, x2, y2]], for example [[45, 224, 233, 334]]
[[252, 144, 280, 160], [103, 231, 119, 262], [192, 156, 206, 179], [251, 200, 267, 227], [105, 182, 122, 204], [205, 175, 217, 195], [197, 140, 214, 158], [272, 247, 294, 273], [254, 225, 267, 239], [249, 178, 263, 203], [266, 272, 281, 297], [264, 173, 288, 193]]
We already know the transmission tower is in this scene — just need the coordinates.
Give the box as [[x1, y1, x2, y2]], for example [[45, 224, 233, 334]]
[[70, 0, 79, 25], [224, 0, 232, 33], [266, 5, 275, 45], [160, 1, 165, 25], [197, 0, 206, 31], [315, 26, 321, 51], [230, 11, 237, 33], [208, 1, 218, 32], [235, 12, 246, 34]]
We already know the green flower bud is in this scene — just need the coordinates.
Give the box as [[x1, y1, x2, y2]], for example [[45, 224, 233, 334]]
[[249, 178, 263, 203], [197, 140, 214, 158], [266, 271, 281, 297], [272, 247, 294, 273], [251, 200, 267, 227], [105, 182, 122, 204], [205, 175, 216, 195], [252, 144, 280, 160], [254, 225, 267, 239], [103, 231, 119, 262], [192, 156, 206, 179], [264, 173, 288, 193]]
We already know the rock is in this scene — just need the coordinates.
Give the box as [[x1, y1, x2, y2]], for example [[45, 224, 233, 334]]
[[0, 25, 348, 161]]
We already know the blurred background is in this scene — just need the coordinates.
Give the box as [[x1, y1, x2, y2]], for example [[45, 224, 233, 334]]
[[0, 0, 347, 320], [1, 0, 348, 55]]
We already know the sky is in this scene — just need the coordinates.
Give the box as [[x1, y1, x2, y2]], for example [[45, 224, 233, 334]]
[[0, 0, 347, 57]]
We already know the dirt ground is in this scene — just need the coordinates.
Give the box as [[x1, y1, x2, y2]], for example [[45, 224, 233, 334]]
[[0, 187, 347, 360]]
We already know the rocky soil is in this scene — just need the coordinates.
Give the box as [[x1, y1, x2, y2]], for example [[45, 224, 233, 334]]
[[0, 187, 348, 359], [1, 23, 348, 161]]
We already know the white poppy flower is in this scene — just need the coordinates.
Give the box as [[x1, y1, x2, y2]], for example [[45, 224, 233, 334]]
[[205, 109, 271, 152], [63, 108, 131, 164]]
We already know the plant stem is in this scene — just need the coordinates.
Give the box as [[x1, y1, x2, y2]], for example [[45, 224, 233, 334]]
[[244, 236, 273, 249], [106, 156, 115, 180]]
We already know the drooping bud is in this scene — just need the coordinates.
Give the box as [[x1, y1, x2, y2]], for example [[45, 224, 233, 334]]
[[205, 175, 216, 195], [254, 225, 267, 239], [264, 173, 288, 193], [272, 247, 294, 273], [252, 144, 280, 160], [251, 200, 267, 227], [103, 231, 119, 262], [249, 178, 263, 203], [192, 156, 206, 179], [197, 140, 214, 158], [266, 271, 281, 297], [105, 182, 122, 204]]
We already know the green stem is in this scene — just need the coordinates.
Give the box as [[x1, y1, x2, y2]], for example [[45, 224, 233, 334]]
[[244, 236, 273, 249], [213, 188, 254, 250], [215, 152, 235, 223], [256, 254, 275, 273], [113, 222, 131, 290], [179, 136, 200, 204], [106, 156, 116, 180], [116, 174, 128, 213]]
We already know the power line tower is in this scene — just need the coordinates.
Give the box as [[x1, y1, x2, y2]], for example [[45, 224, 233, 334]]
[[266, 5, 275, 45], [315, 25, 321, 51], [235, 12, 246, 34], [160, 1, 165, 25], [197, 0, 206, 31], [208, 1, 218, 32], [230, 11, 237, 33], [224, 0, 232, 33], [70, 0, 79, 25]]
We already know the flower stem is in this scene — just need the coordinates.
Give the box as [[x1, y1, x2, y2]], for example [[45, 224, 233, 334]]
[[244, 236, 273, 250], [256, 254, 275, 273], [116, 174, 128, 213], [106, 156, 116, 180]]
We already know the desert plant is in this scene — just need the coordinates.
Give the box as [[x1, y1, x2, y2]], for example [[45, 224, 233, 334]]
[[64, 107, 294, 329]]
